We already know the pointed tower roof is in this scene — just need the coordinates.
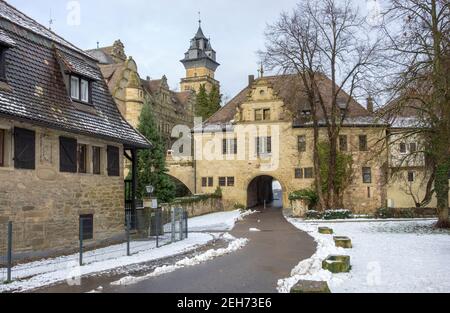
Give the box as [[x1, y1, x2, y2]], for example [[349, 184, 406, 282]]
[[195, 26, 207, 40]]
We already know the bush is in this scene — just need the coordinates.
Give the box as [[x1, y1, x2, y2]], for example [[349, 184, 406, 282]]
[[305, 210, 323, 220], [305, 209, 353, 220], [376, 207, 416, 219], [234, 203, 247, 210], [323, 209, 353, 220], [289, 189, 319, 210]]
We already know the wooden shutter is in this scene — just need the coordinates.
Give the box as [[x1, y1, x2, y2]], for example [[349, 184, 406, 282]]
[[107, 145, 120, 177], [92, 146, 101, 175], [59, 137, 77, 173], [0, 129, 4, 167], [267, 137, 272, 154], [222, 139, 227, 155], [14, 127, 35, 169], [256, 137, 260, 156]]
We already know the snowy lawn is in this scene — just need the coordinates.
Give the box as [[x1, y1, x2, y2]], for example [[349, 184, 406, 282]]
[[188, 210, 256, 232], [279, 218, 450, 293], [0, 210, 253, 293]]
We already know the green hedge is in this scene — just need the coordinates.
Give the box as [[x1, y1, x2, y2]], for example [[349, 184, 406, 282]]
[[305, 209, 353, 220], [289, 189, 319, 209]]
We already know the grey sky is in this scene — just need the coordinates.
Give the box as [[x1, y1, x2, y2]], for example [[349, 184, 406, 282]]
[[8, 0, 378, 101]]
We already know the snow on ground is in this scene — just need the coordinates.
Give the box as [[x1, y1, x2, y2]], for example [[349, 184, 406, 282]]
[[188, 210, 257, 232], [111, 235, 249, 287], [0, 210, 253, 293], [0, 233, 213, 293], [279, 218, 450, 293]]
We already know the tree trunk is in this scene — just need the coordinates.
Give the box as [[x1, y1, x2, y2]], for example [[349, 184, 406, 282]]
[[313, 125, 326, 211], [327, 131, 338, 208], [435, 162, 450, 228]]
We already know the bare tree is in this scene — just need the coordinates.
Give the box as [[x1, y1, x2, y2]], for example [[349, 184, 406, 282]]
[[380, 0, 449, 227], [261, 0, 381, 209]]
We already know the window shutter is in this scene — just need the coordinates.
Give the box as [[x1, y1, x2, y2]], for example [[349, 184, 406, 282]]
[[222, 139, 227, 155], [267, 137, 272, 154], [14, 128, 35, 170], [59, 137, 77, 173], [256, 138, 260, 155], [107, 145, 120, 177]]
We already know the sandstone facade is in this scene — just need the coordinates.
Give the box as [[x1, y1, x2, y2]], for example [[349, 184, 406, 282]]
[[0, 119, 125, 255]]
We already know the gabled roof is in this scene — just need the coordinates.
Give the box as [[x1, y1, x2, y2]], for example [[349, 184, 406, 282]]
[[0, 0, 150, 148], [141, 78, 193, 110], [206, 74, 383, 127]]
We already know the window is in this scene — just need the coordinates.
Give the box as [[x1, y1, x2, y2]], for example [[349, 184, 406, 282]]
[[77, 144, 87, 173], [255, 109, 263, 121], [339, 135, 348, 152], [107, 145, 120, 177], [359, 135, 368, 152], [70, 76, 80, 99], [304, 168, 314, 179], [80, 214, 93, 240], [14, 128, 35, 170], [367, 187, 371, 199], [219, 177, 227, 187], [80, 79, 89, 103], [410, 143, 417, 154], [202, 177, 208, 187], [223, 138, 238, 155], [208, 177, 213, 187], [256, 137, 272, 155], [399, 142, 407, 154], [92, 146, 101, 175], [263, 109, 271, 121], [0, 47, 8, 82], [298, 136, 306, 152], [363, 167, 372, 184], [0, 129, 4, 167], [408, 171, 415, 182], [295, 168, 303, 179], [60, 137, 77, 173], [227, 177, 235, 187], [70, 75, 91, 104]]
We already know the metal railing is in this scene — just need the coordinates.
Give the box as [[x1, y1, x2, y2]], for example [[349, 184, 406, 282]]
[[0, 207, 189, 285]]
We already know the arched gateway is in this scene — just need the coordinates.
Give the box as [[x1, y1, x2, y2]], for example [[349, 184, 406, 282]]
[[247, 175, 285, 209]]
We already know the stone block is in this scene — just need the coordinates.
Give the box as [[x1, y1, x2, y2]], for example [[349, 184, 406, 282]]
[[318, 227, 333, 235], [290, 280, 331, 293], [334, 236, 352, 249], [322, 255, 351, 273]]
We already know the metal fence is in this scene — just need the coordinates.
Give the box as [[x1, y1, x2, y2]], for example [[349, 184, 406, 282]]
[[0, 207, 188, 284]]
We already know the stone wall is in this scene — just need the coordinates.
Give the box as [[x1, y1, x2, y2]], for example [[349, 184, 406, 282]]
[[161, 196, 225, 218], [0, 119, 125, 257]]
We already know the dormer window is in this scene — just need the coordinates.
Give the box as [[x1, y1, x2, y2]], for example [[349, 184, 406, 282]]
[[70, 75, 91, 104], [0, 46, 7, 82]]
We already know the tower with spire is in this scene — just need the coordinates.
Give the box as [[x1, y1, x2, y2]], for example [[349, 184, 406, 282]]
[[180, 17, 220, 93]]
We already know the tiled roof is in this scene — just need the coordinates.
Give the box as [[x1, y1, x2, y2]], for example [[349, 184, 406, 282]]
[[0, 1, 150, 148], [206, 74, 378, 127], [55, 48, 103, 81], [0, 27, 14, 46]]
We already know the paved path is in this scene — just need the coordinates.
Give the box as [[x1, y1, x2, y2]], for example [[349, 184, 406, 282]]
[[104, 207, 316, 293]]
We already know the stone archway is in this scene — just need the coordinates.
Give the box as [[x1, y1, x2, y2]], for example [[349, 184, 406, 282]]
[[247, 175, 285, 209]]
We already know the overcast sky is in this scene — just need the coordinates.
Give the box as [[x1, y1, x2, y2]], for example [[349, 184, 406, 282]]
[[8, 0, 380, 102]]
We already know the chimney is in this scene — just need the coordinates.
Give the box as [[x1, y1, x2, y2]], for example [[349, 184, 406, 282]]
[[248, 75, 255, 86], [367, 97, 374, 113]]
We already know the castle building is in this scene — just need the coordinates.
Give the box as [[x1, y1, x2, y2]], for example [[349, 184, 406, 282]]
[[87, 40, 195, 150], [0, 1, 149, 254], [170, 74, 388, 213], [180, 21, 220, 93]]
